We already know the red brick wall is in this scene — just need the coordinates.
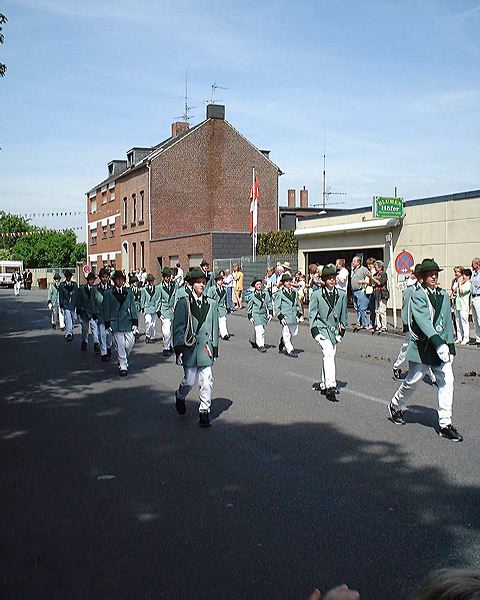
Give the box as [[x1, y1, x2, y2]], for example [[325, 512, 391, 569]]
[[119, 167, 149, 273], [149, 234, 212, 279], [150, 119, 279, 241], [86, 179, 122, 269]]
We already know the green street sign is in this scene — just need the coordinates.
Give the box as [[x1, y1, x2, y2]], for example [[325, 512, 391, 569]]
[[373, 196, 404, 218]]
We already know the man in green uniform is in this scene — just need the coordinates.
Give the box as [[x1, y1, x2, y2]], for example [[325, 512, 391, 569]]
[[173, 267, 219, 428], [157, 267, 178, 356], [77, 271, 102, 352], [47, 273, 64, 330], [274, 272, 303, 358], [309, 265, 348, 402], [207, 272, 230, 340], [247, 277, 273, 353], [140, 273, 161, 343], [58, 269, 78, 342], [389, 259, 463, 442], [97, 267, 113, 362]]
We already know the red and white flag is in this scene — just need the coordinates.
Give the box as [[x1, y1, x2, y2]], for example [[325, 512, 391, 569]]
[[249, 176, 259, 237]]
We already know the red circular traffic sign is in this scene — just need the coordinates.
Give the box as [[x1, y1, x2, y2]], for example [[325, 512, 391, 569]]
[[83, 264, 92, 275], [395, 251, 414, 274]]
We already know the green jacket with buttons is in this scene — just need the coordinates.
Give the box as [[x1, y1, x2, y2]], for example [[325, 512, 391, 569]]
[[140, 284, 161, 315], [247, 290, 273, 326], [206, 284, 228, 318], [274, 287, 302, 325], [103, 287, 138, 333], [309, 287, 347, 345], [158, 281, 178, 319]]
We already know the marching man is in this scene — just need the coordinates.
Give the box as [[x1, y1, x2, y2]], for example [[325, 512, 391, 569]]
[[103, 270, 138, 376], [207, 272, 230, 341], [12, 269, 22, 296], [158, 267, 177, 356], [309, 264, 348, 402], [247, 277, 273, 353], [388, 258, 463, 442], [58, 269, 78, 342], [47, 273, 65, 330], [97, 267, 113, 362], [173, 267, 219, 428], [77, 272, 101, 353], [274, 272, 303, 358], [141, 273, 161, 343]]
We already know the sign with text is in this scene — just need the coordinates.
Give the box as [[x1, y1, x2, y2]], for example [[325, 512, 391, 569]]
[[373, 196, 404, 219]]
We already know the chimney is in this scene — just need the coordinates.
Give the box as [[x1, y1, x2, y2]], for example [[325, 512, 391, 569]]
[[206, 104, 225, 120], [300, 186, 309, 208], [172, 122, 189, 137], [287, 189, 296, 208]]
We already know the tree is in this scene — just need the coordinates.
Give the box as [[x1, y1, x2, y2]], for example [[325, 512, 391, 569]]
[[256, 230, 298, 255], [0, 210, 33, 251], [71, 242, 86, 264], [0, 14, 7, 78], [11, 229, 82, 268]]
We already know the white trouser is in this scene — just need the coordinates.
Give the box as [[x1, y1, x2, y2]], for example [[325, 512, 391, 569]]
[[81, 318, 99, 344], [455, 309, 470, 343], [160, 316, 172, 350], [14, 281, 21, 295], [317, 338, 337, 389], [472, 296, 480, 343], [177, 366, 213, 413], [51, 307, 65, 328], [281, 322, 298, 353], [145, 313, 157, 339], [114, 331, 135, 370], [250, 324, 265, 348], [393, 333, 436, 382], [98, 323, 113, 356], [64, 309, 75, 336], [391, 360, 454, 427], [219, 315, 229, 338]]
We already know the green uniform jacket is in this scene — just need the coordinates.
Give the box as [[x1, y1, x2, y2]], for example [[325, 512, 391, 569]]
[[247, 290, 273, 326], [158, 281, 178, 319], [131, 286, 142, 312], [77, 284, 103, 320], [274, 288, 302, 325], [400, 284, 418, 331], [173, 288, 219, 368], [206, 285, 228, 317], [47, 283, 61, 308], [309, 287, 348, 345], [58, 281, 78, 311], [406, 285, 456, 366], [140, 285, 161, 315], [103, 287, 138, 333]]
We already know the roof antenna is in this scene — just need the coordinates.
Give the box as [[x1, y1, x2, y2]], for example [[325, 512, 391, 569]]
[[178, 69, 194, 123], [210, 82, 228, 104]]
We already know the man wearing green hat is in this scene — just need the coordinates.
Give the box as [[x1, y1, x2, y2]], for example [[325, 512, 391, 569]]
[[59, 269, 78, 341], [207, 271, 230, 340], [77, 271, 102, 352], [173, 267, 219, 428], [47, 273, 65, 330], [158, 267, 178, 356], [309, 264, 348, 401], [389, 258, 463, 442], [274, 272, 303, 357], [200, 259, 215, 289], [247, 277, 273, 352], [140, 273, 161, 343], [97, 267, 113, 361], [129, 274, 142, 313]]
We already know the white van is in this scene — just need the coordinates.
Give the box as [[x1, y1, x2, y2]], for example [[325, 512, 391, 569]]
[[0, 260, 24, 287]]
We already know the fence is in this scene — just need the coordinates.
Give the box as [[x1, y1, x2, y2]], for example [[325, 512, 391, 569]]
[[214, 254, 298, 288]]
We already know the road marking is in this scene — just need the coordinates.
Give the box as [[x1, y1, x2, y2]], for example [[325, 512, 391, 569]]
[[284, 370, 388, 405]]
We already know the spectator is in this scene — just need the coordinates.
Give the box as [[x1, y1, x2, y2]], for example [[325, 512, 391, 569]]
[[140, 267, 147, 287], [365, 257, 376, 330], [454, 267, 471, 344], [294, 271, 306, 320], [335, 258, 349, 293], [223, 268, 234, 311], [350, 256, 370, 331], [233, 263, 244, 310], [413, 568, 480, 600], [469, 257, 480, 346], [173, 262, 184, 286], [370, 260, 388, 333], [264, 267, 276, 298]]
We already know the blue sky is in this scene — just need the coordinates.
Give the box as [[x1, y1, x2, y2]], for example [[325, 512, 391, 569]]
[[1, 0, 479, 240]]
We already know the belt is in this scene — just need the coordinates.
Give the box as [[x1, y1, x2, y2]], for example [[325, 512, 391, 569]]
[[472, 293, 480, 298]]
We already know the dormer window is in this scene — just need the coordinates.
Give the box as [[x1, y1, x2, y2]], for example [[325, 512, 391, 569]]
[[127, 151, 134, 167]]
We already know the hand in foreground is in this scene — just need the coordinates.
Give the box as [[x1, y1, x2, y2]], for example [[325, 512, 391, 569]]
[[131, 325, 139, 335], [436, 344, 450, 363], [308, 584, 360, 600]]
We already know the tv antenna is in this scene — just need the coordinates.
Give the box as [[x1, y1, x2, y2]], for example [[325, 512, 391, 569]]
[[321, 128, 346, 209], [177, 69, 194, 123], [210, 82, 228, 104]]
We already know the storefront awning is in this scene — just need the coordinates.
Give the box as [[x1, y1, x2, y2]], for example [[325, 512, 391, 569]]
[[294, 217, 400, 237]]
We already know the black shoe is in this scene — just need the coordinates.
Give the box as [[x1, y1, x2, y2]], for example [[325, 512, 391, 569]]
[[258, 346, 267, 353], [250, 341, 258, 349], [66, 333, 73, 342], [199, 411, 211, 428], [388, 402, 406, 425], [145, 336, 150, 344], [80, 341, 87, 351], [93, 342, 100, 353], [163, 349, 170, 357], [106, 347, 112, 357], [326, 387, 338, 402], [175, 391, 186, 415], [52, 324, 56, 329], [101, 354, 109, 362], [222, 335, 230, 340], [119, 369, 128, 377], [285, 350, 298, 358], [392, 367, 402, 380], [438, 424, 463, 442], [278, 338, 285, 353], [312, 382, 326, 393]]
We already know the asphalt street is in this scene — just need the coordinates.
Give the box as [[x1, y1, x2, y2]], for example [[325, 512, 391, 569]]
[[1, 289, 479, 600]]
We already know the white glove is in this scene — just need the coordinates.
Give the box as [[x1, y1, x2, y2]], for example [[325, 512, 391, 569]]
[[315, 334, 326, 342], [47, 302, 52, 310], [107, 327, 113, 334], [281, 318, 287, 326], [249, 318, 255, 324], [436, 344, 450, 363], [131, 325, 139, 335], [335, 334, 342, 343], [267, 314, 273, 323]]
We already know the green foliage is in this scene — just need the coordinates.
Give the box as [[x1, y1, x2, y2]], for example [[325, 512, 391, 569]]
[[0, 210, 33, 250], [256, 230, 298, 255], [0, 14, 7, 78], [11, 229, 81, 268], [71, 242, 87, 264]]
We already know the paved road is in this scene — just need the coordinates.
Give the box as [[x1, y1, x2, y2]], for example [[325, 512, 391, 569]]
[[1, 289, 479, 600]]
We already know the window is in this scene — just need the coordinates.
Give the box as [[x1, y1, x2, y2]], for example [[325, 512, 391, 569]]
[[90, 198, 97, 214], [140, 241, 145, 269], [91, 262, 97, 273], [109, 191, 115, 203], [139, 190, 144, 223], [110, 259, 116, 268], [132, 193, 137, 224], [102, 225, 107, 239], [102, 259, 108, 267], [102, 192, 107, 205], [132, 242, 137, 271], [188, 254, 203, 268], [169, 255, 179, 268], [110, 222, 116, 237], [91, 230, 97, 246], [122, 197, 127, 227]]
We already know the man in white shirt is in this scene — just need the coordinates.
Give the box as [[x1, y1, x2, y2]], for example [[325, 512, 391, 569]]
[[174, 262, 184, 286], [335, 259, 349, 293]]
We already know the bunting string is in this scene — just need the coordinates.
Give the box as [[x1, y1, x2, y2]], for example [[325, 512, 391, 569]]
[[0, 227, 83, 238], [19, 211, 84, 218]]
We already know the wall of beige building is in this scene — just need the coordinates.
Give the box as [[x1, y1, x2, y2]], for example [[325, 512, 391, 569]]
[[296, 193, 480, 317]]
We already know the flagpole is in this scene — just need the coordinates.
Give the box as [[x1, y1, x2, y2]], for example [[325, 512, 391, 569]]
[[252, 167, 256, 262]]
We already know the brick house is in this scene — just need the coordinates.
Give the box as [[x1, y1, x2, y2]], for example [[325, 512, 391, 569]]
[[86, 104, 282, 276]]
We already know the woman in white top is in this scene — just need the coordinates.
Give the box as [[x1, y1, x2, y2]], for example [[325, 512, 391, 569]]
[[453, 268, 471, 344]]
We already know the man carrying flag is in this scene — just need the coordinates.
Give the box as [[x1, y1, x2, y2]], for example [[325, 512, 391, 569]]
[[249, 171, 259, 261]]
